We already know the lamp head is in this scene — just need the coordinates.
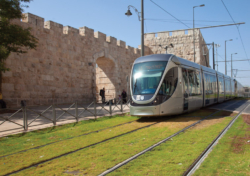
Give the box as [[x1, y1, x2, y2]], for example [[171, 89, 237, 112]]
[[200, 4, 205, 7], [229, 39, 233, 41], [125, 9, 132, 17]]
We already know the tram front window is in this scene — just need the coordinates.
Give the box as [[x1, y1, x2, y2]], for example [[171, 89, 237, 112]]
[[132, 61, 167, 95]]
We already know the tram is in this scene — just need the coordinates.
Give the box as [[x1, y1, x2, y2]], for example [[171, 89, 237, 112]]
[[130, 54, 244, 116]]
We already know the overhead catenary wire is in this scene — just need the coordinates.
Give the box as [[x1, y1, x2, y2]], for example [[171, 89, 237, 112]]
[[221, 0, 250, 65], [145, 18, 235, 23], [149, 0, 190, 28], [145, 19, 212, 27]]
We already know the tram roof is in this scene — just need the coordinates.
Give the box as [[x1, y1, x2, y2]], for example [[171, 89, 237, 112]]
[[134, 54, 173, 64], [175, 57, 201, 70]]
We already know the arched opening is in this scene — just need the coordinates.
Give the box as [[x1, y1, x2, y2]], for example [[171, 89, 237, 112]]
[[96, 57, 117, 102]]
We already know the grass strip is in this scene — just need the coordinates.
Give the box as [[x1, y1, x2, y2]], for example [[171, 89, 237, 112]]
[[0, 119, 157, 175], [109, 116, 233, 175], [0, 114, 138, 157], [10, 116, 206, 176], [194, 115, 250, 176]]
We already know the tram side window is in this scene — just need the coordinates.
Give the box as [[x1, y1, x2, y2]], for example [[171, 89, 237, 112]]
[[212, 75, 217, 97], [182, 68, 188, 97], [159, 67, 178, 97], [205, 74, 210, 95], [219, 77, 224, 97], [196, 71, 201, 95], [188, 70, 196, 96]]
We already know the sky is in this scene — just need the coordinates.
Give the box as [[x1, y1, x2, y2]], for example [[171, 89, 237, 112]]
[[22, 0, 250, 87]]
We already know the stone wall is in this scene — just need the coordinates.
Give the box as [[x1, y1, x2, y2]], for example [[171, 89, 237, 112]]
[[3, 13, 210, 108], [3, 13, 140, 107], [144, 29, 209, 66]]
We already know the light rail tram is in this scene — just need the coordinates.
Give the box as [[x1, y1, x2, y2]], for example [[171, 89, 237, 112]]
[[130, 54, 244, 116]]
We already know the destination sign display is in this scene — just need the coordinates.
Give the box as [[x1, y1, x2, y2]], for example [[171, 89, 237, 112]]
[[136, 61, 167, 71]]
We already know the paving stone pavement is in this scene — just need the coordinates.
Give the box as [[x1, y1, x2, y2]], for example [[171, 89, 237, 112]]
[[0, 102, 130, 137]]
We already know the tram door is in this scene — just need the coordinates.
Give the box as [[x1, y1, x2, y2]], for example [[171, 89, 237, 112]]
[[182, 68, 189, 111]]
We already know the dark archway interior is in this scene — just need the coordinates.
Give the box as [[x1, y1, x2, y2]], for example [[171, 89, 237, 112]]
[[96, 57, 117, 102]]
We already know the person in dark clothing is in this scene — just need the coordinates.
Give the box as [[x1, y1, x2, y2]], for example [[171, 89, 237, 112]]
[[100, 88, 105, 103], [0, 91, 6, 108], [121, 89, 127, 103]]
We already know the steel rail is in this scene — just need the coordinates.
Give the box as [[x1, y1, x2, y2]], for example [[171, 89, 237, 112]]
[[98, 100, 241, 176], [0, 119, 137, 159], [183, 103, 250, 176], [98, 110, 220, 176], [5, 120, 164, 175]]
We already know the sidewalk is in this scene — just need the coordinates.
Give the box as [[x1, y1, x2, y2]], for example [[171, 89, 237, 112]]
[[0, 102, 130, 137]]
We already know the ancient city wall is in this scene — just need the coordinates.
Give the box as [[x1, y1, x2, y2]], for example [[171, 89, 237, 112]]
[[144, 29, 209, 66], [3, 13, 210, 108], [3, 13, 141, 107]]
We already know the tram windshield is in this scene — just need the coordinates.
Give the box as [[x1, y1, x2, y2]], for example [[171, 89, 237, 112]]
[[131, 61, 167, 95]]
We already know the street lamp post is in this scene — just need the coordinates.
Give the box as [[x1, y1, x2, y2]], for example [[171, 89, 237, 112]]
[[231, 53, 237, 77], [193, 4, 205, 63], [125, 0, 144, 56], [225, 39, 233, 75]]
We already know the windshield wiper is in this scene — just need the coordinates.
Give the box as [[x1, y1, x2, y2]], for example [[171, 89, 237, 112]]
[[133, 79, 138, 94]]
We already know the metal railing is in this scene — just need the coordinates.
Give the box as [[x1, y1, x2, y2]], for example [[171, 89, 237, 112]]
[[0, 97, 131, 131]]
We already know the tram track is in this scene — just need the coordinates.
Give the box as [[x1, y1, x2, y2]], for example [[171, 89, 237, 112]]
[[0, 119, 137, 159], [98, 110, 221, 176], [4, 119, 166, 176], [3, 104, 237, 176], [183, 103, 250, 176]]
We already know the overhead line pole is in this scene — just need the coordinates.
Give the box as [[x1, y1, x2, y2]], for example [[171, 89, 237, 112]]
[[213, 42, 215, 70]]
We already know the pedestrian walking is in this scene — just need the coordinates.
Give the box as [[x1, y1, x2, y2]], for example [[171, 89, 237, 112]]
[[121, 89, 127, 103], [99, 87, 106, 103]]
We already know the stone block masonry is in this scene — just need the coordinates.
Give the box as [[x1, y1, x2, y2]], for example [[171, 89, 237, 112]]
[[144, 29, 209, 67], [3, 13, 210, 107], [3, 13, 140, 107]]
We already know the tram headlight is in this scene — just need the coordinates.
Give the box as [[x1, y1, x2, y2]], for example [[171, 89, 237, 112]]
[[152, 98, 158, 105]]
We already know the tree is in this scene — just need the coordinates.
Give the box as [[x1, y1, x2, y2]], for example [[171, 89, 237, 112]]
[[0, 0, 38, 72]]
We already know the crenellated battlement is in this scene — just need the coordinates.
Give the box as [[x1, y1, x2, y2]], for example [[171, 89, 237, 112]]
[[63, 26, 79, 35], [19, 13, 139, 54], [5, 12, 142, 107]]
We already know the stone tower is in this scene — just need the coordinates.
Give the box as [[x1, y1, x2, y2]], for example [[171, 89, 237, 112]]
[[144, 29, 209, 67]]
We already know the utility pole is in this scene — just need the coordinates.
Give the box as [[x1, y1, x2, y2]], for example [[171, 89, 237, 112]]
[[215, 44, 220, 71], [212, 42, 215, 70]]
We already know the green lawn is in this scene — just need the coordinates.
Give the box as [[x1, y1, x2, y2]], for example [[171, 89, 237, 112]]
[[0, 109, 224, 175], [0, 114, 138, 157], [109, 115, 233, 176], [194, 115, 250, 176]]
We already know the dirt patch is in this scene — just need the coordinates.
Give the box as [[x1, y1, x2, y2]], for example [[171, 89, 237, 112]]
[[231, 135, 250, 153], [242, 115, 250, 125], [192, 117, 225, 130], [154, 117, 201, 129], [214, 111, 237, 117], [182, 109, 218, 117]]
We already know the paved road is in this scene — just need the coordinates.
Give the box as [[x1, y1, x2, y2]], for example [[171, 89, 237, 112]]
[[209, 99, 250, 114]]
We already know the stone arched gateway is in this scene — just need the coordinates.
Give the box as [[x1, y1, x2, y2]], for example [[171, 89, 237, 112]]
[[93, 50, 119, 101], [95, 57, 117, 101]]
